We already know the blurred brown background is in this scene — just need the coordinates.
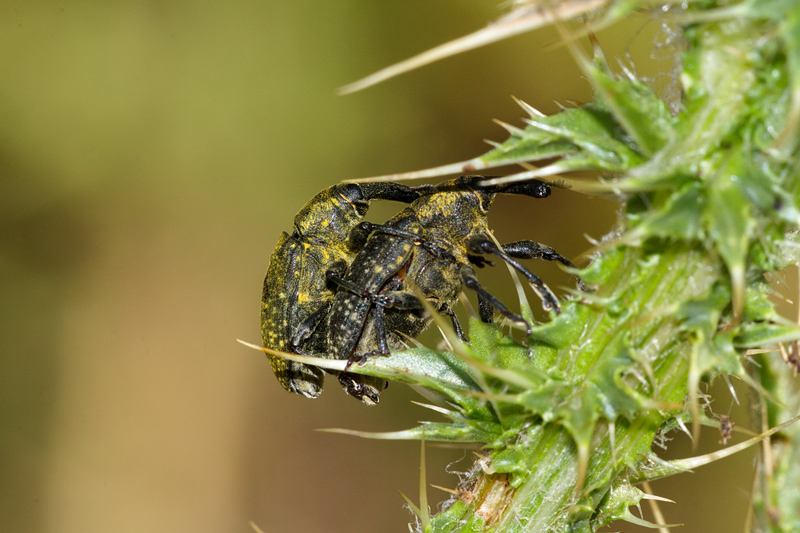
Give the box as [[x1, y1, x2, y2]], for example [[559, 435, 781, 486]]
[[0, 2, 764, 532]]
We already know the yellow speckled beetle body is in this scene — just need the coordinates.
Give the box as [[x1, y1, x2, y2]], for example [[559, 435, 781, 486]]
[[326, 176, 585, 404], [261, 182, 435, 398]]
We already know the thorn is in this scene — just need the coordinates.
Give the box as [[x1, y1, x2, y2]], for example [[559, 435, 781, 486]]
[[431, 484, 477, 505], [236, 339, 348, 371], [430, 484, 460, 496], [675, 417, 692, 440], [458, 292, 478, 321], [670, 412, 800, 471], [492, 118, 526, 136], [572, 442, 589, 504], [410, 401, 453, 416], [640, 492, 676, 504], [622, 512, 683, 530], [641, 480, 673, 533], [418, 432, 430, 530], [436, 324, 455, 352], [584, 233, 601, 246], [398, 491, 423, 520], [512, 95, 545, 117], [345, 159, 477, 184], [336, 0, 608, 94]]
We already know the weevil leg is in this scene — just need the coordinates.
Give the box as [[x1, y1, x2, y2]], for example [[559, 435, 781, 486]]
[[358, 182, 438, 204], [289, 301, 333, 351], [326, 270, 368, 296], [477, 294, 496, 323], [466, 236, 561, 314], [459, 264, 532, 334], [376, 291, 467, 342], [328, 272, 422, 313], [345, 221, 420, 252], [491, 179, 551, 199], [346, 222, 456, 263], [363, 291, 422, 363], [437, 176, 551, 199], [374, 290, 422, 310], [345, 182, 438, 217], [439, 303, 467, 341], [501, 240, 587, 291], [337, 296, 391, 404], [467, 254, 494, 268], [501, 240, 573, 264], [373, 304, 391, 356], [344, 304, 390, 368]]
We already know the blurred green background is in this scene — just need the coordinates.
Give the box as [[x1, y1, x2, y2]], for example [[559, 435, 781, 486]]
[[0, 2, 765, 532]]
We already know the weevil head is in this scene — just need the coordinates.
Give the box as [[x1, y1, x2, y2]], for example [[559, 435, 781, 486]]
[[268, 358, 325, 399], [293, 184, 370, 243], [289, 373, 324, 399], [338, 372, 387, 405]]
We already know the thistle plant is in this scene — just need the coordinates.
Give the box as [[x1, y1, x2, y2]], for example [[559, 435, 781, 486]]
[[249, 1, 800, 531]]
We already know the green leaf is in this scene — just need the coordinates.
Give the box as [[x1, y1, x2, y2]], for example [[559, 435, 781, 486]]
[[628, 182, 705, 241], [704, 154, 755, 316], [479, 102, 646, 173], [733, 322, 800, 347], [592, 480, 645, 530], [587, 59, 674, 156]]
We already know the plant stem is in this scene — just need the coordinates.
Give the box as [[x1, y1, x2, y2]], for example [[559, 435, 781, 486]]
[[433, 243, 723, 531]]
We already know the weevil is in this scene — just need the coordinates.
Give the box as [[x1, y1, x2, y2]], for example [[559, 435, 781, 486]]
[[327, 175, 584, 403], [261, 182, 436, 398], [324, 214, 457, 404]]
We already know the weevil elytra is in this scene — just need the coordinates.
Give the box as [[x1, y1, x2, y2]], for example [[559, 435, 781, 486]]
[[261, 182, 437, 398], [326, 175, 584, 403]]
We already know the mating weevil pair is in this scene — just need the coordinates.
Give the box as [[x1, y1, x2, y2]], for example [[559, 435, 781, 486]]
[[260, 181, 436, 399], [261, 176, 583, 404]]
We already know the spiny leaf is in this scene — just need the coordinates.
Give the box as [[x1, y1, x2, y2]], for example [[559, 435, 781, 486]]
[[704, 154, 755, 319], [584, 57, 674, 156], [625, 182, 705, 241], [479, 101, 647, 174]]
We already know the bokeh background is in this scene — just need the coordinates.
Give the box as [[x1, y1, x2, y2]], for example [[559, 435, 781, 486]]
[[0, 2, 773, 532]]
